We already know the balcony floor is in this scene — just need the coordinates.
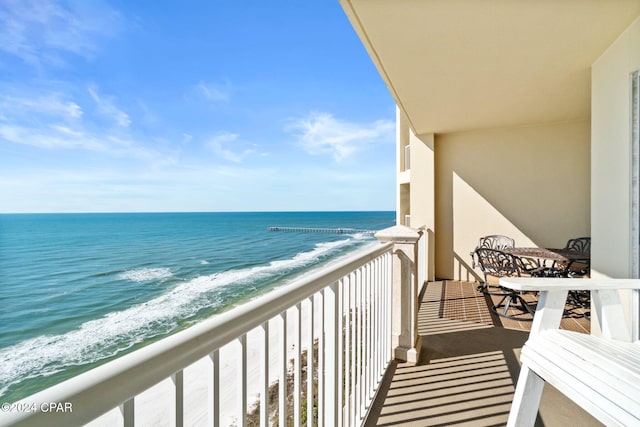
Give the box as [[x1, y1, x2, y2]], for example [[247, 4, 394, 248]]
[[364, 280, 602, 427]]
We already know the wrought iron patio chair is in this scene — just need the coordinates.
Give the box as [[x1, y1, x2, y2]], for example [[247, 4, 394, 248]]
[[562, 237, 591, 315], [563, 237, 591, 274], [470, 234, 516, 281], [471, 235, 516, 290], [474, 248, 542, 320], [565, 236, 591, 253]]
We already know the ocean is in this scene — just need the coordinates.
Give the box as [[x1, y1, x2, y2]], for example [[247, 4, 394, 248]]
[[0, 211, 394, 403]]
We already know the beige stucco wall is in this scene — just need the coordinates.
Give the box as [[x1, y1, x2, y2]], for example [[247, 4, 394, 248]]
[[408, 132, 435, 232], [592, 16, 640, 279], [432, 121, 591, 280], [396, 107, 411, 225], [409, 132, 436, 281]]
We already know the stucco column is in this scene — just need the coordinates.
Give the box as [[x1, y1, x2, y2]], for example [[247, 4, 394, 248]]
[[376, 225, 422, 363]]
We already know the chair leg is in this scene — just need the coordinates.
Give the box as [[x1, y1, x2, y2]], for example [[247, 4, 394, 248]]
[[502, 295, 513, 316], [512, 294, 536, 316], [507, 364, 544, 427], [491, 291, 535, 321]]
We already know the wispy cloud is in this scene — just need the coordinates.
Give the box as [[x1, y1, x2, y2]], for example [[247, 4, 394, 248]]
[[88, 86, 131, 128], [0, 0, 122, 67], [194, 81, 231, 103], [286, 112, 395, 162], [206, 132, 261, 163], [0, 121, 164, 162], [0, 93, 83, 120], [0, 88, 172, 164]]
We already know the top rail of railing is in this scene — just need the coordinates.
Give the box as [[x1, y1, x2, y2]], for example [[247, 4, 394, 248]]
[[1, 241, 393, 427]]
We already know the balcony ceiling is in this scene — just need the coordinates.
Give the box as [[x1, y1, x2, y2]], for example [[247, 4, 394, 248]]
[[340, 0, 640, 135]]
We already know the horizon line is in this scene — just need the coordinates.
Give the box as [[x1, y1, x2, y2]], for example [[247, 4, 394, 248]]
[[0, 209, 397, 215]]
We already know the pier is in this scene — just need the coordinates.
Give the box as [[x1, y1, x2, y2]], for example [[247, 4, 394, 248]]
[[267, 226, 376, 235]]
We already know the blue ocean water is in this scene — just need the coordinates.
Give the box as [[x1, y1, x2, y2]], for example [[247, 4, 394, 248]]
[[0, 211, 394, 403]]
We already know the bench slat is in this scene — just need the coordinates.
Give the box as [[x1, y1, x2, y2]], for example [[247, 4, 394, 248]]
[[521, 330, 640, 426], [547, 330, 640, 375], [522, 351, 636, 426], [523, 336, 640, 411]]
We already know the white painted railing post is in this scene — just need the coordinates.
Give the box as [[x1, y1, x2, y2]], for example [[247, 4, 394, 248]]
[[376, 225, 422, 364]]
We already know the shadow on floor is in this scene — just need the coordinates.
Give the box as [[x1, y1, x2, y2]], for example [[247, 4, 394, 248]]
[[364, 281, 602, 427]]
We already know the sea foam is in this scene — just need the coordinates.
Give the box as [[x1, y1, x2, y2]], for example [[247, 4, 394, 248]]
[[118, 267, 173, 282]]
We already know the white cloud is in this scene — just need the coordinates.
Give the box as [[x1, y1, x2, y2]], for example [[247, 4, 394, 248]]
[[0, 0, 121, 67], [88, 86, 131, 128], [206, 132, 259, 163], [0, 93, 83, 120], [0, 86, 183, 171], [0, 122, 155, 159], [196, 81, 231, 103], [286, 112, 394, 162]]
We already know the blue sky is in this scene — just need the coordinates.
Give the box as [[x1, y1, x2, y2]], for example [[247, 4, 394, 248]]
[[0, 1, 396, 213]]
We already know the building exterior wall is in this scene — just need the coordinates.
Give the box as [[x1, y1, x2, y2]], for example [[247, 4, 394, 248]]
[[434, 122, 591, 280], [409, 132, 435, 281], [396, 107, 411, 226]]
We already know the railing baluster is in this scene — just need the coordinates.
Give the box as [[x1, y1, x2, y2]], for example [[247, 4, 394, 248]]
[[172, 370, 184, 427], [318, 290, 325, 427], [365, 263, 372, 407], [352, 268, 362, 425], [121, 397, 134, 427], [368, 262, 374, 403], [371, 259, 377, 384], [210, 350, 220, 427], [336, 279, 344, 427], [279, 312, 287, 427], [385, 252, 392, 362], [324, 282, 338, 426], [294, 303, 302, 427], [240, 334, 247, 427], [343, 273, 351, 426], [306, 296, 314, 427], [375, 258, 385, 383], [260, 321, 269, 427], [363, 264, 369, 413]]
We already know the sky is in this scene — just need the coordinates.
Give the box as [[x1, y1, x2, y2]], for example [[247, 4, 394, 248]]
[[0, 1, 396, 213]]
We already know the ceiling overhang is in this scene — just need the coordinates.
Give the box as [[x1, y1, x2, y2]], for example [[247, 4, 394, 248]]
[[340, 0, 640, 135]]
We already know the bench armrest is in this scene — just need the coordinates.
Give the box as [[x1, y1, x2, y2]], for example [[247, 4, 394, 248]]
[[499, 278, 639, 342], [499, 277, 640, 292]]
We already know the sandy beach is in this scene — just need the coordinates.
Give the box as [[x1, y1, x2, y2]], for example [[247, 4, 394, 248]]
[[87, 302, 321, 427]]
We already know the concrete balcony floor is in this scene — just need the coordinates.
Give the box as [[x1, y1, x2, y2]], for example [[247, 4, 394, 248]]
[[365, 281, 602, 427]]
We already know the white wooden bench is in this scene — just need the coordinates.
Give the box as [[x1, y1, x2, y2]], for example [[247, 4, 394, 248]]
[[499, 278, 640, 427]]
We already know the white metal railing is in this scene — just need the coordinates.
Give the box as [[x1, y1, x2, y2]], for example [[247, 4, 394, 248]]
[[1, 242, 394, 427]]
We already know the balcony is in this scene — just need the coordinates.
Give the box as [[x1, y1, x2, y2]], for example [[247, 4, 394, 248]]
[[0, 228, 607, 427], [364, 280, 598, 426]]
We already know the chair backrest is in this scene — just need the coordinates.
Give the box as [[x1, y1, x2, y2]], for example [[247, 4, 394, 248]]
[[477, 235, 515, 251], [565, 237, 590, 254], [474, 247, 519, 279]]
